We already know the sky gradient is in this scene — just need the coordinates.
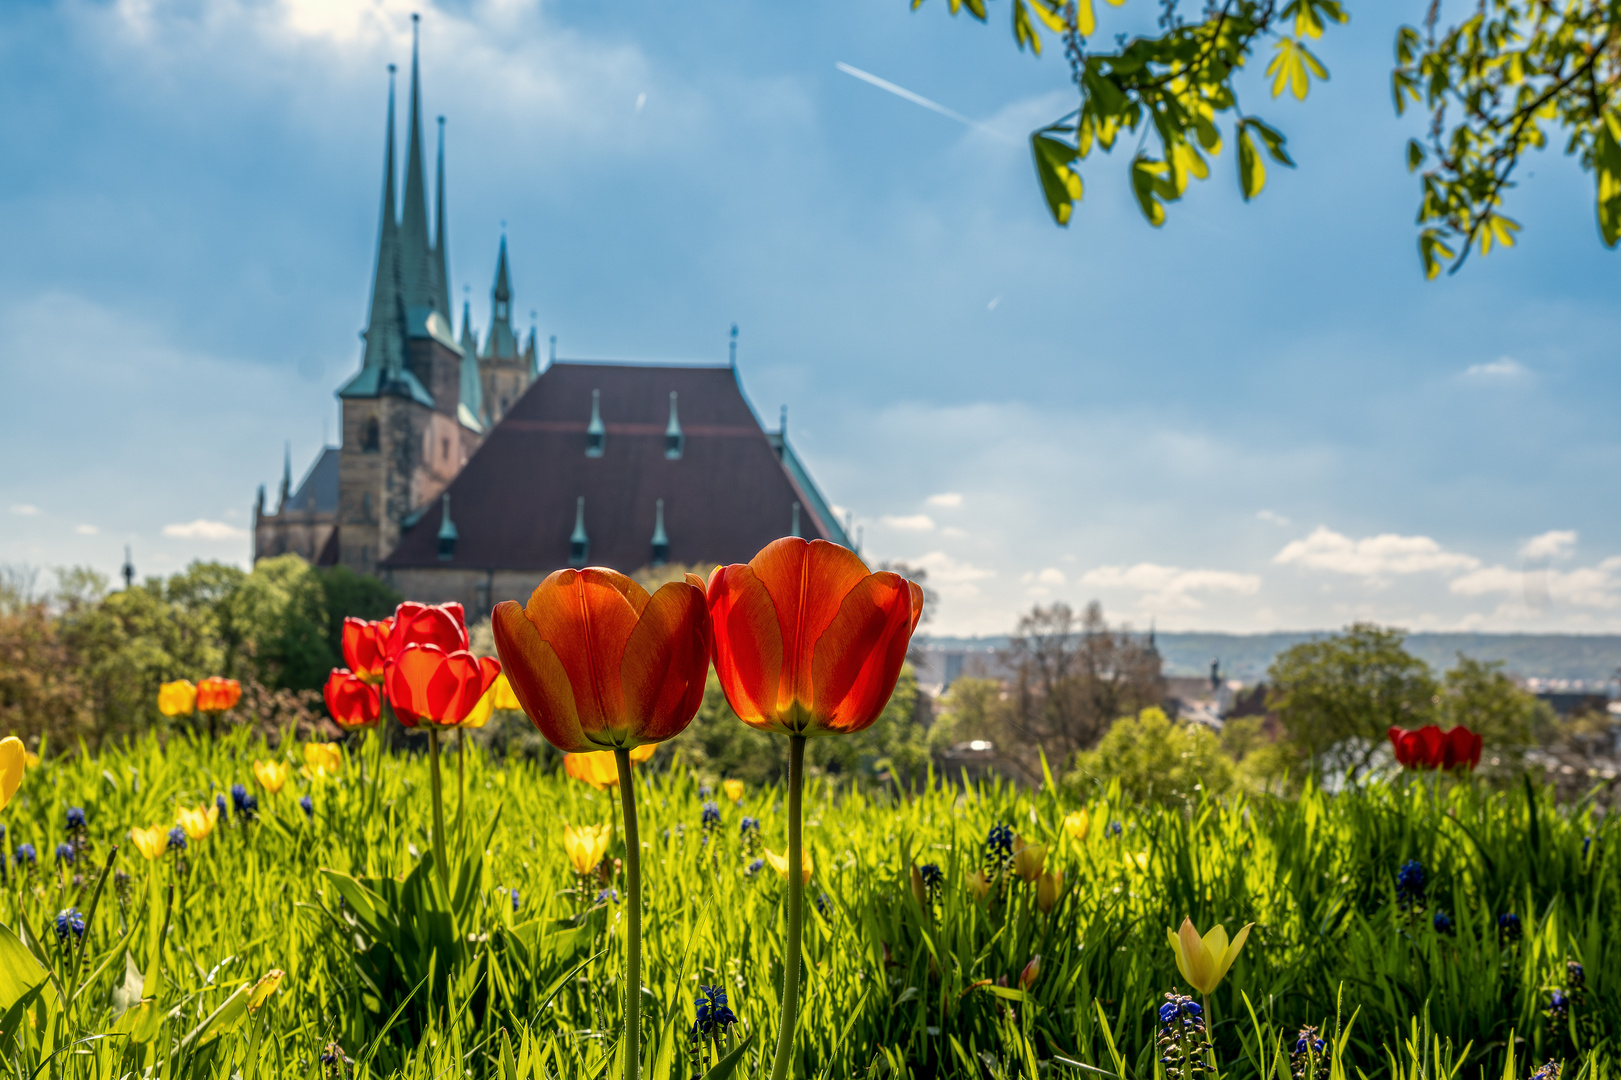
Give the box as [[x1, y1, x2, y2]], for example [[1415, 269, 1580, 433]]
[[3, 0, 1619, 637]]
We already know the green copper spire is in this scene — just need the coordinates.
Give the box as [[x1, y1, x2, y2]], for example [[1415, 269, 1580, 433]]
[[358, 65, 403, 375], [431, 115, 452, 319], [484, 235, 518, 360], [650, 498, 669, 566], [399, 15, 434, 315]]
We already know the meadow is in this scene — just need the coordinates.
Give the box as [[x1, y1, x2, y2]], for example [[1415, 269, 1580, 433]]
[[0, 726, 1610, 1080]]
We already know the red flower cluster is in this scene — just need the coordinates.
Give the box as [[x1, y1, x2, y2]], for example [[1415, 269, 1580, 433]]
[[323, 601, 501, 730], [1388, 724, 1483, 770]]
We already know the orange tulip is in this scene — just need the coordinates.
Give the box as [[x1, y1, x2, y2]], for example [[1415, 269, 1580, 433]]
[[324, 669, 381, 730], [563, 745, 656, 789], [706, 538, 924, 737], [341, 616, 393, 683], [386, 601, 469, 659], [196, 677, 241, 713], [491, 568, 711, 752], [384, 644, 501, 728]]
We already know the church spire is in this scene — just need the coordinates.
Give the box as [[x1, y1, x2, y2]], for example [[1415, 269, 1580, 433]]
[[484, 235, 518, 360], [398, 14, 433, 313], [431, 115, 452, 318], [359, 65, 403, 373]]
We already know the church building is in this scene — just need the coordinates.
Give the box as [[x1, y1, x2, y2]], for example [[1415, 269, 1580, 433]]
[[253, 23, 848, 612]]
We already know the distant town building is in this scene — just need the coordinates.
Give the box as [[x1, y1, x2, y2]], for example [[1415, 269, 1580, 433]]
[[254, 23, 847, 609]]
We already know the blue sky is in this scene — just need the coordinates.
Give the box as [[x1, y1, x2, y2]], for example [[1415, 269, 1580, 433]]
[[2, 0, 1619, 636]]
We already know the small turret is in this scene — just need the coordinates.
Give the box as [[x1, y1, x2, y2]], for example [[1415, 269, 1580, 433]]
[[585, 389, 605, 457], [279, 442, 292, 510], [665, 391, 683, 459], [437, 493, 458, 561], [121, 546, 135, 590], [569, 496, 589, 567], [650, 499, 669, 566], [790, 501, 801, 538], [483, 235, 518, 360]]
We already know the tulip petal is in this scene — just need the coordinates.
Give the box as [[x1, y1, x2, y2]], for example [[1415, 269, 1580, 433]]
[[492, 601, 590, 751], [522, 569, 646, 733], [1179, 917, 1216, 993], [620, 579, 711, 744], [0, 737, 24, 810], [811, 571, 917, 734], [708, 564, 786, 732], [1167, 926, 1193, 986], [748, 538, 872, 711], [1215, 922, 1253, 982]]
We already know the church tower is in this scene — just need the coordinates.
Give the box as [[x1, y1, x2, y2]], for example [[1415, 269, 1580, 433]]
[[333, 19, 482, 574], [479, 235, 537, 425]]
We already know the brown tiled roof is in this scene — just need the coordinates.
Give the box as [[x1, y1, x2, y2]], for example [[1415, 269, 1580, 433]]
[[381, 361, 839, 571]]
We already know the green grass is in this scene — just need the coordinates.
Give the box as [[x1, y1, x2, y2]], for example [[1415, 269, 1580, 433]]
[[0, 726, 1613, 1079]]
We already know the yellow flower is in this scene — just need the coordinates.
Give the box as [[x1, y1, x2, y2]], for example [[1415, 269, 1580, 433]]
[[303, 743, 343, 777], [176, 804, 218, 841], [562, 745, 656, 789], [460, 684, 497, 729], [247, 968, 284, 1010], [1064, 809, 1089, 843], [252, 760, 288, 794], [492, 672, 520, 711], [1167, 916, 1253, 995], [1037, 870, 1064, 914], [765, 847, 813, 885], [965, 868, 992, 900], [23, 751, 38, 768], [562, 822, 612, 875], [0, 736, 26, 812], [1013, 835, 1046, 883], [158, 679, 197, 717], [130, 825, 169, 861], [722, 779, 744, 803]]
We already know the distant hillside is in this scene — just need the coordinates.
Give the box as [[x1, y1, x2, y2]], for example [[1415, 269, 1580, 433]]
[[920, 632, 1621, 684]]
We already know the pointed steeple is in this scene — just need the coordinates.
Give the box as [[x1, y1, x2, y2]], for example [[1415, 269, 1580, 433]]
[[585, 389, 605, 457], [430, 115, 452, 319], [359, 65, 403, 374], [569, 496, 589, 567], [437, 493, 458, 560], [398, 15, 433, 313], [650, 499, 669, 566], [459, 295, 477, 355], [279, 441, 292, 510], [484, 235, 518, 360], [790, 501, 802, 538], [664, 391, 683, 459]]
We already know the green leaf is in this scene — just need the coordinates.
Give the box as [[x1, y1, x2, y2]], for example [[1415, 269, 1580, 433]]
[[1406, 139, 1426, 172], [1267, 38, 1328, 100], [0, 923, 51, 1011], [700, 1030, 757, 1080], [1419, 229, 1456, 280], [1131, 155, 1169, 226], [1248, 118, 1295, 166], [1012, 0, 1042, 55], [1031, 132, 1084, 226], [1238, 124, 1266, 200]]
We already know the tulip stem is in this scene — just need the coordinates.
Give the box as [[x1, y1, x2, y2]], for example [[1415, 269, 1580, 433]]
[[427, 729, 450, 896], [614, 748, 642, 1080], [770, 734, 806, 1080]]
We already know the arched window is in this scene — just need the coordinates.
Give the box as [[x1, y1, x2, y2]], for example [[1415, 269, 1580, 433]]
[[362, 417, 380, 452]]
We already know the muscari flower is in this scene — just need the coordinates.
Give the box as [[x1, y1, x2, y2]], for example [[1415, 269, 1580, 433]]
[[1156, 993, 1210, 1080], [1498, 912, 1523, 943], [1293, 1025, 1325, 1056], [919, 863, 943, 891], [698, 783, 712, 797], [511, 888, 521, 912], [65, 807, 86, 830], [1567, 960, 1585, 989], [701, 801, 721, 828], [54, 843, 74, 865], [14, 844, 36, 867], [740, 816, 759, 835], [216, 792, 229, 821], [1548, 989, 1569, 1022], [1396, 859, 1425, 905], [745, 858, 765, 877], [1107, 821, 1123, 837], [231, 784, 257, 819], [1531, 1062, 1562, 1080], [985, 824, 1015, 864], [597, 887, 620, 904], [299, 795, 313, 819], [54, 907, 85, 942], [1433, 910, 1454, 935], [692, 984, 738, 1038], [167, 826, 187, 852]]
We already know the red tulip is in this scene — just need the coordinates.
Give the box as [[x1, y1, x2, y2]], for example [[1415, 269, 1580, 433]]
[[491, 568, 711, 752], [384, 643, 501, 728], [707, 537, 924, 737], [196, 677, 242, 713], [386, 602, 469, 660], [342, 617, 394, 683], [1442, 725, 1483, 769], [1389, 724, 1481, 770], [324, 669, 382, 730]]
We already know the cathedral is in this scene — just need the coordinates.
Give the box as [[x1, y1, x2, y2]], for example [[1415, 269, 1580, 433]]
[[253, 23, 848, 612]]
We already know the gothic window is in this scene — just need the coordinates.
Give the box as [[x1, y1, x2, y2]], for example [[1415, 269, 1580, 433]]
[[362, 417, 380, 452], [441, 438, 450, 461], [362, 492, 372, 519]]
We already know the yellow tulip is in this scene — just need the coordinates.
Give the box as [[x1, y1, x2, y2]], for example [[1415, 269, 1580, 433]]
[[247, 968, 284, 1010], [176, 804, 218, 841], [562, 745, 656, 789], [0, 736, 26, 812], [722, 779, 744, 803], [1064, 809, 1089, 843], [23, 751, 38, 768], [562, 822, 612, 875], [158, 679, 197, 717], [252, 760, 288, 794], [965, 868, 992, 900], [492, 672, 520, 711], [130, 825, 168, 861], [303, 743, 343, 777], [1167, 916, 1253, 995], [765, 847, 813, 885], [460, 685, 497, 728], [1013, 836, 1046, 883], [1037, 870, 1063, 913]]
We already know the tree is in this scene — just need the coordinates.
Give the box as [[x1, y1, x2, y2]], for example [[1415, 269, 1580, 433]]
[[1067, 706, 1233, 804], [224, 554, 334, 691], [1439, 655, 1552, 764], [1265, 622, 1437, 776], [911, 0, 1621, 277], [316, 565, 401, 665]]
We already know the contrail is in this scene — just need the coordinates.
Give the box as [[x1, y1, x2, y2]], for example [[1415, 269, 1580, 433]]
[[834, 61, 1014, 142]]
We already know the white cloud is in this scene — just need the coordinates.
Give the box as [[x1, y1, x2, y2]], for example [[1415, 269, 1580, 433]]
[[912, 551, 996, 599], [1463, 357, 1528, 380], [880, 513, 935, 531], [9, 505, 39, 516], [1080, 562, 1261, 612], [163, 519, 248, 540], [940, 525, 968, 538], [1520, 529, 1576, 561], [1451, 556, 1621, 610], [925, 492, 963, 509], [74, 524, 98, 535], [1274, 526, 1480, 579], [1257, 509, 1291, 526], [1036, 567, 1065, 586]]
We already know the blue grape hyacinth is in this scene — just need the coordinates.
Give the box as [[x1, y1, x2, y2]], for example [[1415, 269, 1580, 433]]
[[54, 843, 74, 865], [1396, 859, 1425, 906], [1433, 910, 1454, 935], [1497, 912, 1523, 943], [54, 907, 85, 943], [65, 807, 86, 831]]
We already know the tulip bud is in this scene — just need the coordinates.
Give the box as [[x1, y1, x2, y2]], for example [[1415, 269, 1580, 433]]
[[966, 868, 992, 900], [1064, 809, 1089, 843], [1013, 836, 1046, 883], [1037, 870, 1063, 914], [910, 864, 927, 909], [1019, 955, 1041, 990]]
